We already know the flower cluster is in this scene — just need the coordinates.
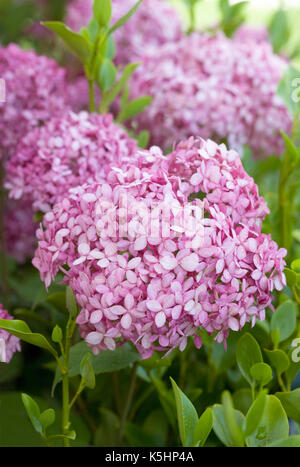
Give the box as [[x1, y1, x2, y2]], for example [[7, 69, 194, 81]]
[[0, 44, 69, 160], [234, 25, 270, 44], [128, 32, 291, 156], [0, 305, 21, 363], [66, 0, 182, 65], [33, 138, 286, 357], [5, 111, 137, 213]]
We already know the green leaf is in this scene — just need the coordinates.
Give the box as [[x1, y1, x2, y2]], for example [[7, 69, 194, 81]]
[[246, 395, 289, 447], [52, 325, 63, 344], [244, 391, 267, 437], [250, 362, 273, 387], [42, 22, 91, 64], [100, 62, 139, 112], [236, 333, 263, 386], [268, 435, 300, 447], [275, 389, 300, 424], [80, 353, 96, 389], [264, 349, 290, 376], [284, 267, 298, 287], [39, 409, 55, 431], [54, 341, 140, 388], [108, 0, 143, 35], [221, 391, 244, 447], [286, 341, 300, 385], [212, 404, 245, 447], [291, 259, 300, 273], [66, 286, 78, 318], [137, 130, 150, 149], [98, 58, 117, 93], [170, 377, 198, 447], [271, 300, 297, 342], [0, 319, 58, 359], [93, 0, 112, 27], [119, 96, 152, 122], [21, 394, 43, 436], [193, 408, 213, 447], [277, 66, 300, 117], [269, 9, 289, 54]]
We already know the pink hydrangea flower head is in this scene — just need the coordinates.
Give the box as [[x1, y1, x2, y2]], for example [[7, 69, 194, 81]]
[[0, 305, 21, 363], [129, 32, 291, 156], [5, 111, 137, 213], [0, 44, 69, 160], [66, 0, 182, 65], [5, 197, 36, 263], [234, 25, 270, 44], [33, 139, 286, 357]]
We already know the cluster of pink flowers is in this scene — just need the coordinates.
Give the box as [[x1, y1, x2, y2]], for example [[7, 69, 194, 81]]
[[0, 305, 21, 363], [66, 0, 182, 65], [5, 111, 137, 213], [128, 32, 291, 156], [234, 25, 270, 45], [33, 138, 286, 357], [0, 44, 69, 160]]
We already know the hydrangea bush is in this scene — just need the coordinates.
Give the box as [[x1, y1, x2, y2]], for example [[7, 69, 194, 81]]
[[0, 0, 300, 450]]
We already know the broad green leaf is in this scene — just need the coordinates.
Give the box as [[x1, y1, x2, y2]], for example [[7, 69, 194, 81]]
[[271, 300, 297, 342], [137, 130, 150, 149], [21, 393, 43, 436], [93, 0, 112, 27], [80, 353, 96, 389], [54, 341, 140, 387], [246, 395, 289, 447], [42, 22, 91, 64], [275, 389, 300, 424], [264, 349, 290, 376], [291, 259, 300, 273], [232, 389, 252, 415], [268, 435, 300, 447], [39, 409, 55, 431], [212, 404, 245, 447], [236, 333, 263, 386], [193, 408, 213, 447], [0, 319, 58, 359], [286, 341, 300, 385], [221, 391, 244, 447], [244, 391, 267, 437], [250, 362, 273, 387], [278, 67, 300, 117], [269, 9, 289, 54], [98, 58, 117, 93], [100, 62, 139, 112], [119, 96, 152, 122], [170, 377, 198, 447], [108, 0, 143, 35], [284, 267, 298, 287]]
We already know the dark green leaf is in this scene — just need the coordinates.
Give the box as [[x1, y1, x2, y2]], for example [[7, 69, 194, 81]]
[[236, 333, 263, 386], [170, 377, 198, 447]]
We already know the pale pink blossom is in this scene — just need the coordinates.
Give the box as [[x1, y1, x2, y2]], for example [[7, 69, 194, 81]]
[[0, 305, 21, 363]]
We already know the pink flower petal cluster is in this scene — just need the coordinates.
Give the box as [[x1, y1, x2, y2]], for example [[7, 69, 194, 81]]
[[5, 111, 137, 213], [33, 138, 286, 357], [128, 32, 291, 156], [0, 44, 69, 160], [5, 197, 36, 263], [66, 0, 182, 65], [234, 25, 270, 44], [0, 305, 21, 363]]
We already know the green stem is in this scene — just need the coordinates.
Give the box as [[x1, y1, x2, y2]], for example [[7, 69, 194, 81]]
[[62, 370, 70, 447], [88, 80, 96, 113], [118, 362, 138, 444]]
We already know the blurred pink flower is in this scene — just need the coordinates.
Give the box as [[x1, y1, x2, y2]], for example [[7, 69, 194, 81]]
[[0, 44, 69, 161], [66, 0, 182, 65], [128, 32, 291, 156], [5, 111, 137, 213], [0, 305, 21, 363]]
